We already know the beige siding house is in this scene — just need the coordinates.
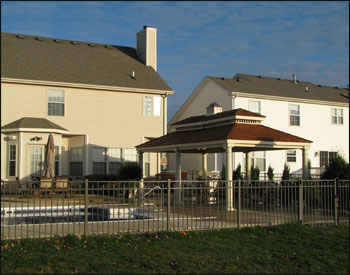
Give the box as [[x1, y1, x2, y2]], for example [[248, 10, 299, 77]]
[[1, 26, 173, 181], [168, 74, 349, 177]]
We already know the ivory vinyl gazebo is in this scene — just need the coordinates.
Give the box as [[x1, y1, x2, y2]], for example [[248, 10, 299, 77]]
[[136, 107, 312, 210]]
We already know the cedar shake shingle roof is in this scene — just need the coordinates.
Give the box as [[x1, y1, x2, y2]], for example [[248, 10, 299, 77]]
[[1, 32, 172, 92], [1, 117, 68, 131], [137, 123, 312, 149], [172, 108, 265, 126], [207, 74, 349, 104]]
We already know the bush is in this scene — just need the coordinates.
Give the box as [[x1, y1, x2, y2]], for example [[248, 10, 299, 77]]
[[233, 164, 244, 180], [267, 165, 274, 181], [117, 162, 142, 181], [321, 154, 350, 180], [221, 164, 226, 180], [84, 174, 119, 181], [251, 166, 260, 180], [282, 163, 291, 180]]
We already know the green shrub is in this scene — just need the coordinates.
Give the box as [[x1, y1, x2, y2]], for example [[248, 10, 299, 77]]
[[321, 154, 350, 180], [267, 165, 274, 180], [117, 162, 142, 181], [251, 166, 260, 180], [84, 174, 119, 181], [233, 164, 244, 180], [282, 163, 291, 180], [221, 164, 226, 180]]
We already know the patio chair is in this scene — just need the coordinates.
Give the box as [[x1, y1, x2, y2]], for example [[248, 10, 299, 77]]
[[39, 177, 53, 197], [55, 177, 69, 198]]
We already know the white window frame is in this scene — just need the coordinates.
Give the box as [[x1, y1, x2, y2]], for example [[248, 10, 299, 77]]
[[8, 144, 17, 178], [92, 147, 107, 175], [48, 88, 65, 116], [331, 108, 343, 125], [320, 151, 337, 167], [29, 146, 44, 178], [153, 96, 161, 116], [286, 150, 297, 163], [124, 148, 137, 162], [249, 100, 261, 114], [289, 104, 300, 126], [69, 147, 83, 176], [108, 148, 122, 175], [143, 95, 152, 116]]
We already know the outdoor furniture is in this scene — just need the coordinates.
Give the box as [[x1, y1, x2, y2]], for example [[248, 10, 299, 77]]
[[39, 177, 53, 197], [55, 177, 69, 197]]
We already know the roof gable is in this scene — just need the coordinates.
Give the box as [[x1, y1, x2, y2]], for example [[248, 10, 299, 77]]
[[1, 32, 172, 92]]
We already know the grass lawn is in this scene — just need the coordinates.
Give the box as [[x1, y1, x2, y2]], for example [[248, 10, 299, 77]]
[[1, 223, 349, 274]]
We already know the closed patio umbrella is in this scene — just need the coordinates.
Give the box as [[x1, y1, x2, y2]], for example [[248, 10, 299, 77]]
[[44, 133, 55, 178]]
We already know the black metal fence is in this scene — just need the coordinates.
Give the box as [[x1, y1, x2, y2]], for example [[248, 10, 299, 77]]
[[1, 179, 349, 240]]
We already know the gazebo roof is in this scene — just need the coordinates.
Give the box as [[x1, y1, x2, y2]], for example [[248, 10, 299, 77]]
[[136, 108, 312, 153]]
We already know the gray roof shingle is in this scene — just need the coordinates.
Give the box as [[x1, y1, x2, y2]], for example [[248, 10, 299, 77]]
[[1, 32, 172, 92], [208, 74, 349, 104], [1, 117, 68, 131]]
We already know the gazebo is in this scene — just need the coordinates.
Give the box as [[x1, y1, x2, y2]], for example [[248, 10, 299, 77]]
[[136, 107, 312, 210]]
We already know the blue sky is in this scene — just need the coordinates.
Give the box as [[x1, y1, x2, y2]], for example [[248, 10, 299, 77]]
[[2, 1, 349, 120]]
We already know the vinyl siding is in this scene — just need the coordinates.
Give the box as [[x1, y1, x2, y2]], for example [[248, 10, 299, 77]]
[[1, 82, 165, 179]]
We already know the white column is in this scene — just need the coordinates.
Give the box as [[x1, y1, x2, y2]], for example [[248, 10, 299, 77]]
[[226, 145, 234, 211], [202, 153, 208, 179], [175, 148, 182, 203], [245, 151, 251, 181], [302, 147, 309, 179], [138, 151, 144, 178], [18, 132, 23, 180], [84, 135, 89, 176], [138, 151, 144, 205]]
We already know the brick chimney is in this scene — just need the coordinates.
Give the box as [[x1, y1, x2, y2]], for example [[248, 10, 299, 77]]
[[136, 26, 157, 71]]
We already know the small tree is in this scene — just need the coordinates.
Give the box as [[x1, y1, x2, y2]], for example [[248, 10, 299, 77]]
[[233, 164, 244, 180], [321, 154, 350, 180], [221, 164, 226, 180], [267, 165, 274, 181], [282, 163, 291, 180], [251, 166, 260, 181], [307, 160, 312, 179]]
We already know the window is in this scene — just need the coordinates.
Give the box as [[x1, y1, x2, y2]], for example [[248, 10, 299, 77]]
[[48, 89, 65, 116], [144, 152, 150, 177], [252, 151, 266, 171], [30, 147, 43, 177], [108, 148, 122, 175], [289, 104, 300, 126], [70, 147, 83, 176], [249, 100, 261, 114], [93, 147, 107, 174], [9, 145, 16, 177], [320, 151, 337, 167], [244, 151, 266, 172], [153, 97, 161, 116], [125, 148, 137, 162], [144, 96, 152, 116], [286, 150, 297, 163], [54, 146, 59, 176], [331, 108, 343, 125]]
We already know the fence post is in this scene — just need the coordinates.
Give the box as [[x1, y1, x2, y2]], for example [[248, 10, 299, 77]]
[[298, 179, 303, 224], [334, 179, 338, 226], [238, 179, 241, 229], [84, 179, 89, 236], [167, 179, 171, 231]]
